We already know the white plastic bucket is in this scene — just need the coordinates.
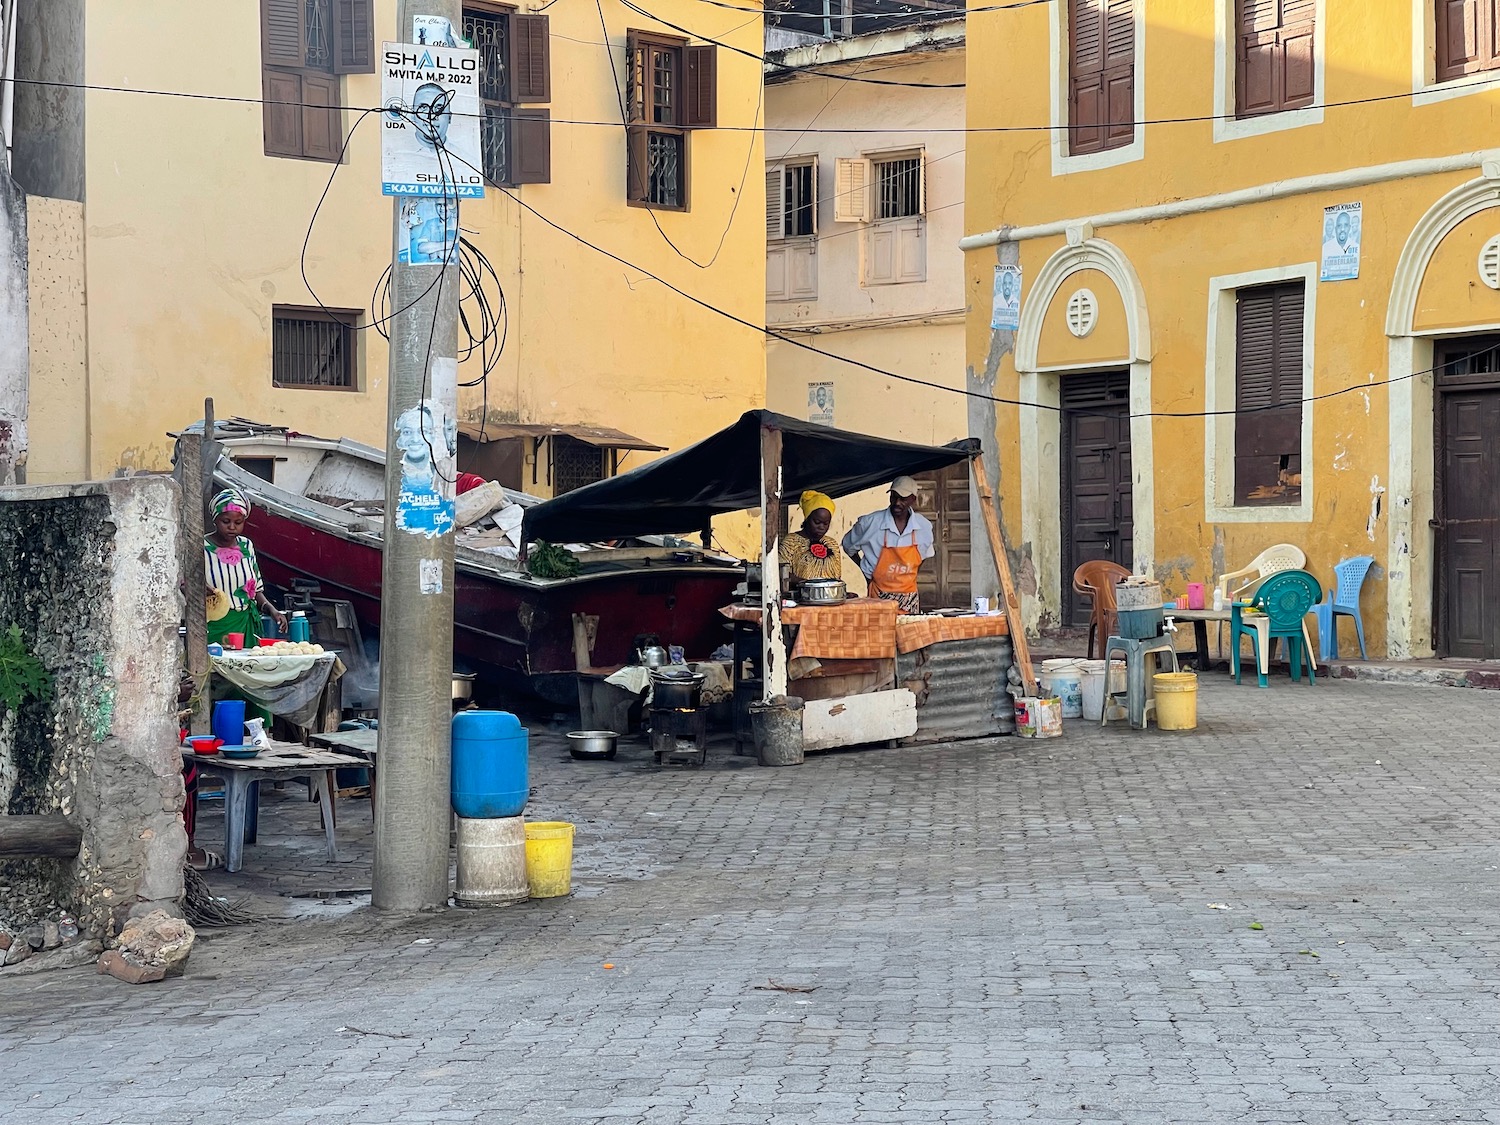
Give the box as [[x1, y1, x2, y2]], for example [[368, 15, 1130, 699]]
[[1080, 660, 1128, 722], [455, 815, 530, 907], [1039, 667, 1084, 718]]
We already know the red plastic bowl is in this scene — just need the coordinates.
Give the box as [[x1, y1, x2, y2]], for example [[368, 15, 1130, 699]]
[[186, 736, 224, 755]]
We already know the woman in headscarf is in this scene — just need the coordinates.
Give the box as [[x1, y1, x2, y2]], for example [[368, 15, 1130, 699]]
[[780, 491, 843, 584], [205, 488, 287, 646]]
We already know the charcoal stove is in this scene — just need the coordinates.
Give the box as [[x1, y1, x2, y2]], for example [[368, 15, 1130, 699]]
[[649, 706, 708, 768]]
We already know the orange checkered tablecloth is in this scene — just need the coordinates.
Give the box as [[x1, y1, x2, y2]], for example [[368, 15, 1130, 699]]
[[894, 612, 1009, 654], [719, 598, 899, 660]]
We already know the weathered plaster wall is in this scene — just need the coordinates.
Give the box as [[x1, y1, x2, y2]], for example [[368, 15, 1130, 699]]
[[24, 196, 85, 485], [0, 478, 184, 936], [10, 0, 85, 203], [0, 172, 27, 484]]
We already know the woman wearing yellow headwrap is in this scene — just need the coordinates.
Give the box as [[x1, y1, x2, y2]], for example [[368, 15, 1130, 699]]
[[780, 491, 843, 583]]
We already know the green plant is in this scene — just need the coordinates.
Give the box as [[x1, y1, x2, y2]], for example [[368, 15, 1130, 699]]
[[528, 540, 580, 580], [0, 625, 53, 713]]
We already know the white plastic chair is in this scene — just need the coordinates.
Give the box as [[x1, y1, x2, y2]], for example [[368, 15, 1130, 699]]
[[1214, 544, 1316, 673]]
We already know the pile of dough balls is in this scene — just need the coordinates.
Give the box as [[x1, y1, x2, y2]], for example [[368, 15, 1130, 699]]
[[263, 641, 325, 655]]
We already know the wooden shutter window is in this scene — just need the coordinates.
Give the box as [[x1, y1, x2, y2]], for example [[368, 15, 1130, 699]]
[[626, 126, 650, 202], [1234, 281, 1305, 506], [1436, 0, 1500, 82], [832, 156, 870, 223], [510, 14, 552, 104], [766, 165, 785, 239], [332, 0, 375, 75], [1068, 0, 1135, 156], [301, 72, 343, 162], [510, 108, 551, 184], [262, 0, 306, 68], [1236, 0, 1316, 118], [263, 69, 305, 157], [685, 44, 718, 128]]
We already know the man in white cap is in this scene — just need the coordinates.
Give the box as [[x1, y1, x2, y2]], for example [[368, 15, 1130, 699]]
[[841, 476, 934, 613]]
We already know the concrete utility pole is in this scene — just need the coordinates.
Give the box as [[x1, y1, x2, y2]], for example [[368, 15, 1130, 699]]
[[373, 0, 463, 912]]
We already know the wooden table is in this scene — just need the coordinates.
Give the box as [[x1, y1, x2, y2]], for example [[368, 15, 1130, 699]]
[[182, 742, 363, 872], [307, 728, 379, 809]]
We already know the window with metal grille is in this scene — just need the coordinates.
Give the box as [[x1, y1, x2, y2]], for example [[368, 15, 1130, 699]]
[[625, 30, 717, 210], [272, 307, 358, 390], [462, 6, 552, 185], [552, 436, 605, 494], [873, 154, 922, 219], [260, 0, 373, 161]]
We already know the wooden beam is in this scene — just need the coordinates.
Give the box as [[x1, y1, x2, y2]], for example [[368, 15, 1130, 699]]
[[0, 815, 82, 858], [970, 453, 1036, 695], [176, 429, 209, 736], [760, 425, 787, 699]]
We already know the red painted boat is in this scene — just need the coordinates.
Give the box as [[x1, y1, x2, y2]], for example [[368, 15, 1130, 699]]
[[198, 424, 742, 704]]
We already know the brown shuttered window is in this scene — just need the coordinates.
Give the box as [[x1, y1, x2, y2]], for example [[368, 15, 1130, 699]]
[[465, 5, 552, 186], [1436, 0, 1500, 82], [1068, 0, 1135, 156], [1234, 281, 1305, 506], [1236, 0, 1316, 118], [261, 0, 370, 161]]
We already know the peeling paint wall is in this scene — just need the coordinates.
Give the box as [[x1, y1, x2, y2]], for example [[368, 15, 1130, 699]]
[[0, 478, 184, 937], [0, 171, 27, 485]]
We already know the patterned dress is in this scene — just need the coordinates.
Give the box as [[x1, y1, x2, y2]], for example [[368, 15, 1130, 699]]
[[204, 535, 267, 645], [780, 532, 844, 582]]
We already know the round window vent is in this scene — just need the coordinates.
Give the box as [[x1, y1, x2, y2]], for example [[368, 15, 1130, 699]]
[[1066, 288, 1099, 338], [1480, 237, 1500, 290]]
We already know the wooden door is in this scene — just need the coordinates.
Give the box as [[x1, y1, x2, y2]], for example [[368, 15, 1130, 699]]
[[1437, 338, 1500, 658], [915, 464, 972, 610], [1062, 371, 1133, 626]]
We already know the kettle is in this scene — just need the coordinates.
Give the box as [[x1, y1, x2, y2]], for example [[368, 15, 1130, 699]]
[[636, 636, 669, 669]]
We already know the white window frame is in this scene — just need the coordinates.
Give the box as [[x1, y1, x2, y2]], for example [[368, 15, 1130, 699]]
[[766, 156, 819, 241], [1411, 1, 1500, 106], [1212, 0, 1327, 144], [860, 147, 926, 287], [1203, 262, 1318, 523], [1048, 0, 1147, 175]]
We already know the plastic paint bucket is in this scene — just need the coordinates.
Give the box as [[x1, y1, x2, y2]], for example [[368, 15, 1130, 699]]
[[1153, 672, 1199, 731], [523, 821, 576, 898], [1039, 667, 1084, 719]]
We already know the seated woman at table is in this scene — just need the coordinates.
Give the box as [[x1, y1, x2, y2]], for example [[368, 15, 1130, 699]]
[[205, 488, 287, 646], [781, 491, 843, 584]]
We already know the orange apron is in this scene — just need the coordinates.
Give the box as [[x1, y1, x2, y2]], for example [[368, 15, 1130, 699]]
[[868, 530, 922, 597]]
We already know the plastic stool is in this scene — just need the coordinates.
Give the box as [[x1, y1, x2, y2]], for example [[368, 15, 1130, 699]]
[[1101, 635, 1180, 730]]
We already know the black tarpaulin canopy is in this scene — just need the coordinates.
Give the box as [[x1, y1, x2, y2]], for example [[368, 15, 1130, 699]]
[[522, 409, 980, 544]]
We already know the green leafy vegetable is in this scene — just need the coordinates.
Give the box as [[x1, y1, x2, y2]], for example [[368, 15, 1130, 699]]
[[528, 541, 580, 580]]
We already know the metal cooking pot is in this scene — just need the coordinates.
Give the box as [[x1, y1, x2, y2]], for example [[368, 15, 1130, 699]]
[[651, 668, 706, 710], [798, 579, 848, 605], [451, 672, 476, 702]]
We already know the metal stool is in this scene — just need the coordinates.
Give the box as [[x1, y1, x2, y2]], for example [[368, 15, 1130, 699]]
[[1101, 635, 1180, 730]]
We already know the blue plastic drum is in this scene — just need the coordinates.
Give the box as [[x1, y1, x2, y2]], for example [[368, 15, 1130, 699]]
[[451, 710, 529, 819]]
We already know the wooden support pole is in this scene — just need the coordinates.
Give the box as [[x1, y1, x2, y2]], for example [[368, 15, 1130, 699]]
[[0, 815, 82, 858], [760, 425, 787, 699], [177, 429, 209, 736], [970, 453, 1036, 695]]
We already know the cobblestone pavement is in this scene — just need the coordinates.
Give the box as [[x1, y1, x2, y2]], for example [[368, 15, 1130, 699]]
[[4, 677, 1500, 1124]]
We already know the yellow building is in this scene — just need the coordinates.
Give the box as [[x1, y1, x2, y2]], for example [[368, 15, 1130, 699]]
[[964, 0, 1500, 659], [15, 0, 764, 525], [765, 20, 972, 607]]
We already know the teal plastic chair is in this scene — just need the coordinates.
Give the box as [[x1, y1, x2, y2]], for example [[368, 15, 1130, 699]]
[[1232, 569, 1322, 687], [1311, 555, 1374, 661]]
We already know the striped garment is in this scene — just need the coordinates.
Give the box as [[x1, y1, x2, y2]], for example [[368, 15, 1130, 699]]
[[204, 536, 263, 615]]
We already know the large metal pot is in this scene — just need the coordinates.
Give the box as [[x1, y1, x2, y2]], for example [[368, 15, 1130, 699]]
[[651, 668, 705, 710], [452, 672, 477, 702], [798, 579, 848, 605], [567, 730, 618, 759]]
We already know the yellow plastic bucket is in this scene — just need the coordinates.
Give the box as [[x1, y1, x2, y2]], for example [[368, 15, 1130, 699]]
[[1153, 672, 1199, 731], [523, 821, 576, 898]]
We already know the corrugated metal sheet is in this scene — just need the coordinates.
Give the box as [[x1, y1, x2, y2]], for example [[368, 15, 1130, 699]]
[[896, 635, 1015, 743]]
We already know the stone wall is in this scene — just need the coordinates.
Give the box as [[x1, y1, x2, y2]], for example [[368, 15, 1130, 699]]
[[0, 478, 184, 937]]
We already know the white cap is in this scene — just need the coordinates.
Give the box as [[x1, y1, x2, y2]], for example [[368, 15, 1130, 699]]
[[889, 476, 919, 498]]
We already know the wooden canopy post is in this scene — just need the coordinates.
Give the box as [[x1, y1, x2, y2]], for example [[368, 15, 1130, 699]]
[[760, 424, 788, 700], [970, 453, 1036, 695], [177, 423, 209, 736]]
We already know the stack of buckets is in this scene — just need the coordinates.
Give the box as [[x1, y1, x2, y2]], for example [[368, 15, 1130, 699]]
[[451, 711, 576, 906]]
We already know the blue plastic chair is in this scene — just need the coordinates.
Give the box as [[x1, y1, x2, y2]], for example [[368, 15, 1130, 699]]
[[1232, 570, 1322, 687], [1311, 555, 1374, 661]]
